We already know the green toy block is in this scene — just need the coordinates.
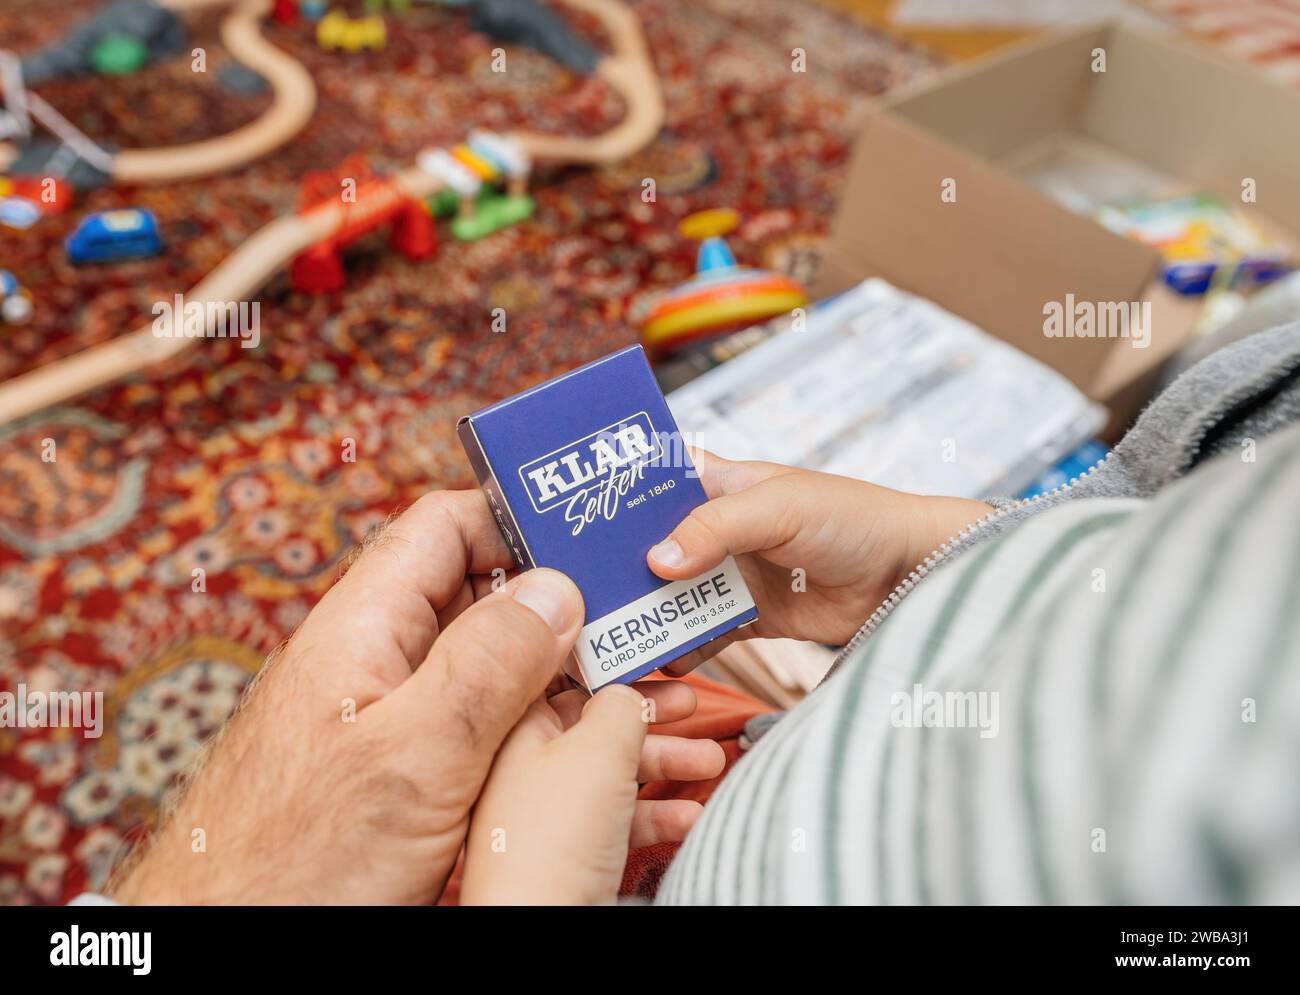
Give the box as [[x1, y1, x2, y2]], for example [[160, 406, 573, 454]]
[[90, 34, 149, 75], [428, 188, 462, 219], [450, 192, 535, 242]]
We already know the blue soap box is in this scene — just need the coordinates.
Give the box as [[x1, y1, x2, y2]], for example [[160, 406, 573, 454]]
[[458, 345, 758, 691]]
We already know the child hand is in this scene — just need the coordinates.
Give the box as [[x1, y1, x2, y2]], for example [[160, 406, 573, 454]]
[[461, 681, 720, 905], [647, 451, 990, 671]]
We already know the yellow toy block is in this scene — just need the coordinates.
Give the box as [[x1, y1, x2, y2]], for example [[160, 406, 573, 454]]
[[316, 11, 387, 53], [451, 145, 499, 180]]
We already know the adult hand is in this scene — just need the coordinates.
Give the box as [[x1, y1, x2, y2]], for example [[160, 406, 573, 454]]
[[110, 490, 720, 905]]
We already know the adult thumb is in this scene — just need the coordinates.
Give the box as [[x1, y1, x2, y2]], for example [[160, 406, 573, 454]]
[[385, 568, 584, 756]]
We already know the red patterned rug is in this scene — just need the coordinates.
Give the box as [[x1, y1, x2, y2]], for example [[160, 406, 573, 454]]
[[0, 0, 941, 904]]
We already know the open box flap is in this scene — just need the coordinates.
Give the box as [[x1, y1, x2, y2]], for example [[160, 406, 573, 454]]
[[1081, 26, 1300, 233], [815, 108, 1162, 392]]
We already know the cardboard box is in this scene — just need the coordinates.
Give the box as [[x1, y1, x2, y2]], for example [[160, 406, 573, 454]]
[[815, 20, 1300, 436], [458, 345, 758, 692]]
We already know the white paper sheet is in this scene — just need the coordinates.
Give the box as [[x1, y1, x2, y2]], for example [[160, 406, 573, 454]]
[[667, 279, 1105, 498]]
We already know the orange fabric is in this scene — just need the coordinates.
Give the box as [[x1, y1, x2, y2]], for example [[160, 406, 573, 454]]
[[639, 669, 774, 741], [438, 672, 771, 904]]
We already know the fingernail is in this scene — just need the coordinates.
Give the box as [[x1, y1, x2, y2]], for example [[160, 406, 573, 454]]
[[649, 538, 683, 568], [511, 569, 580, 634]]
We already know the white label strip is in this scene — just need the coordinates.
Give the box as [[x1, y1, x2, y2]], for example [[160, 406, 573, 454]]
[[575, 556, 755, 690]]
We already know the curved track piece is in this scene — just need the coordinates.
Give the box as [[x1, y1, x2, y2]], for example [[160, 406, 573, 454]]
[[510, 0, 664, 167], [0, 0, 316, 184], [0, 0, 663, 424]]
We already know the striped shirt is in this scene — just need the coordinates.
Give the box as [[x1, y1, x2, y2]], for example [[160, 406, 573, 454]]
[[658, 421, 1300, 904]]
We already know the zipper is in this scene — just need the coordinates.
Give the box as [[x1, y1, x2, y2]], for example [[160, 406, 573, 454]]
[[824, 450, 1117, 678]]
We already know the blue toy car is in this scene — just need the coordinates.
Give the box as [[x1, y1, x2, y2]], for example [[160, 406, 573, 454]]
[[66, 209, 164, 264]]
